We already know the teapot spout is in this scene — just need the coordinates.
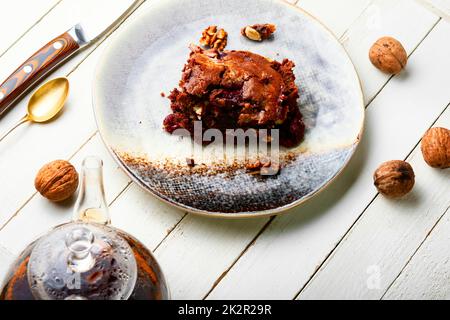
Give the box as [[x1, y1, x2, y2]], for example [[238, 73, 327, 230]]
[[73, 156, 110, 225]]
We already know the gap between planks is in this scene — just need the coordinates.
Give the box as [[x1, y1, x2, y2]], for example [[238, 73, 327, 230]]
[[337, 0, 375, 42], [379, 102, 450, 299], [0, 0, 64, 59], [416, 0, 450, 21], [0, 0, 146, 116], [364, 17, 442, 107], [294, 100, 450, 300], [202, 216, 276, 300], [0, 131, 98, 233], [381, 204, 450, 299]]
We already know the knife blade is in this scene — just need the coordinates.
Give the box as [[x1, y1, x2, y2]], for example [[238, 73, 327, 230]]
[[0, 0, 141, 117]]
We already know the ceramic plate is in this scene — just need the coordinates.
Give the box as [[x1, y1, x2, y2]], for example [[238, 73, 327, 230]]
[[93, 0, 364, 217]]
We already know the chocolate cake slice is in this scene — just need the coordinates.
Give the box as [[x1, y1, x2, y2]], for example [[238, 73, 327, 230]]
[[163, 45, 305, 147]]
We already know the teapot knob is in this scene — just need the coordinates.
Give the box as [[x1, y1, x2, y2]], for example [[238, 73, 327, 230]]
[[65, 227, 95, 272]]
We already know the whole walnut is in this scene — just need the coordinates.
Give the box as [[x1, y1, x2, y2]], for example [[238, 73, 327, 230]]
[[35, 160, 79, 202], [369, 37, 407, 74], [421, 127, 450, 169], [373, 160, 415, 198]]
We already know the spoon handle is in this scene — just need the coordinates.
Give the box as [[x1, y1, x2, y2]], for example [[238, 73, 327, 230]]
[[0, 116, 28, 143], [0, 31, 80, 117]]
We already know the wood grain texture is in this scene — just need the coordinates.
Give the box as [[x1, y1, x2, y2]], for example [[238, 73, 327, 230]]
[[340, 0, 438, 103], [299, 108, 450, 299], [110, 183, 185, 251], [419, 0, 450, 19], [0, 0, 60, 55], [155, 216, 268, 299], [384, 205, 450, 300], [0, 49, 100, 228], [297, 0, 372, 37], [0, 32, 79, 116]]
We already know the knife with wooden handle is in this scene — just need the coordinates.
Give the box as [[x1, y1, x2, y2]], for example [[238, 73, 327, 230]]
[[0, 0, 140, 117]]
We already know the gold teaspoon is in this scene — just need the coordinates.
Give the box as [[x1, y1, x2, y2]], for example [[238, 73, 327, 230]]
[[0, 77, 69, 143]]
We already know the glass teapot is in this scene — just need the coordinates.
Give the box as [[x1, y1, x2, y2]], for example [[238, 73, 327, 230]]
[[0, 157, 169, 300]]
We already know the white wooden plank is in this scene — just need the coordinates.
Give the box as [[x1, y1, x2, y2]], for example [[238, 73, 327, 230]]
[[0, 0, 144, 227], [419, 0, 450, 19], [299, 109, 450, 300], [0, 0, 59, 55], [0, 0, 135, 82], [384, 205, 450, 300], [297, 0, 372, 37], [110, 183, 185, 251], [154, 215, 268, 299], [340, 0, 438, 103], [207, 20, 450, 299], [0, 244, 15, 289]]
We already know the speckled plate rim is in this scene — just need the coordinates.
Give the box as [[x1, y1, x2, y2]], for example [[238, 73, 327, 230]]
[[92, 0, 365, 219]]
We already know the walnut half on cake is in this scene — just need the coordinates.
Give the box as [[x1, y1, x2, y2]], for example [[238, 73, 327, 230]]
[[163, 45, 305, 147]]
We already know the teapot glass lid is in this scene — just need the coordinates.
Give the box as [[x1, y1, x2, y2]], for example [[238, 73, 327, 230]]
[[27, 222, 137, 300]]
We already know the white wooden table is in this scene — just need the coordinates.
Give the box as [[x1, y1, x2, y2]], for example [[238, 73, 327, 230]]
[[0, 0, 449, 300]]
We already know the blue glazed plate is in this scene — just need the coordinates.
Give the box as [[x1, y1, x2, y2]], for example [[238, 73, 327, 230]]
[[93, 0, 364, 217]]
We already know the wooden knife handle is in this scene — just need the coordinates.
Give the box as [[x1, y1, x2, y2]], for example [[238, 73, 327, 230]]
[[0, 32, 80, 116]]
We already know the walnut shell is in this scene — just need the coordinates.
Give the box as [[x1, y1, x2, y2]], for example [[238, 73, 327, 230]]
[[421, 127, 450, 169], [373, 160, 415, 198], [35, 160, 79, 202], [369, 37, 407, 74]]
